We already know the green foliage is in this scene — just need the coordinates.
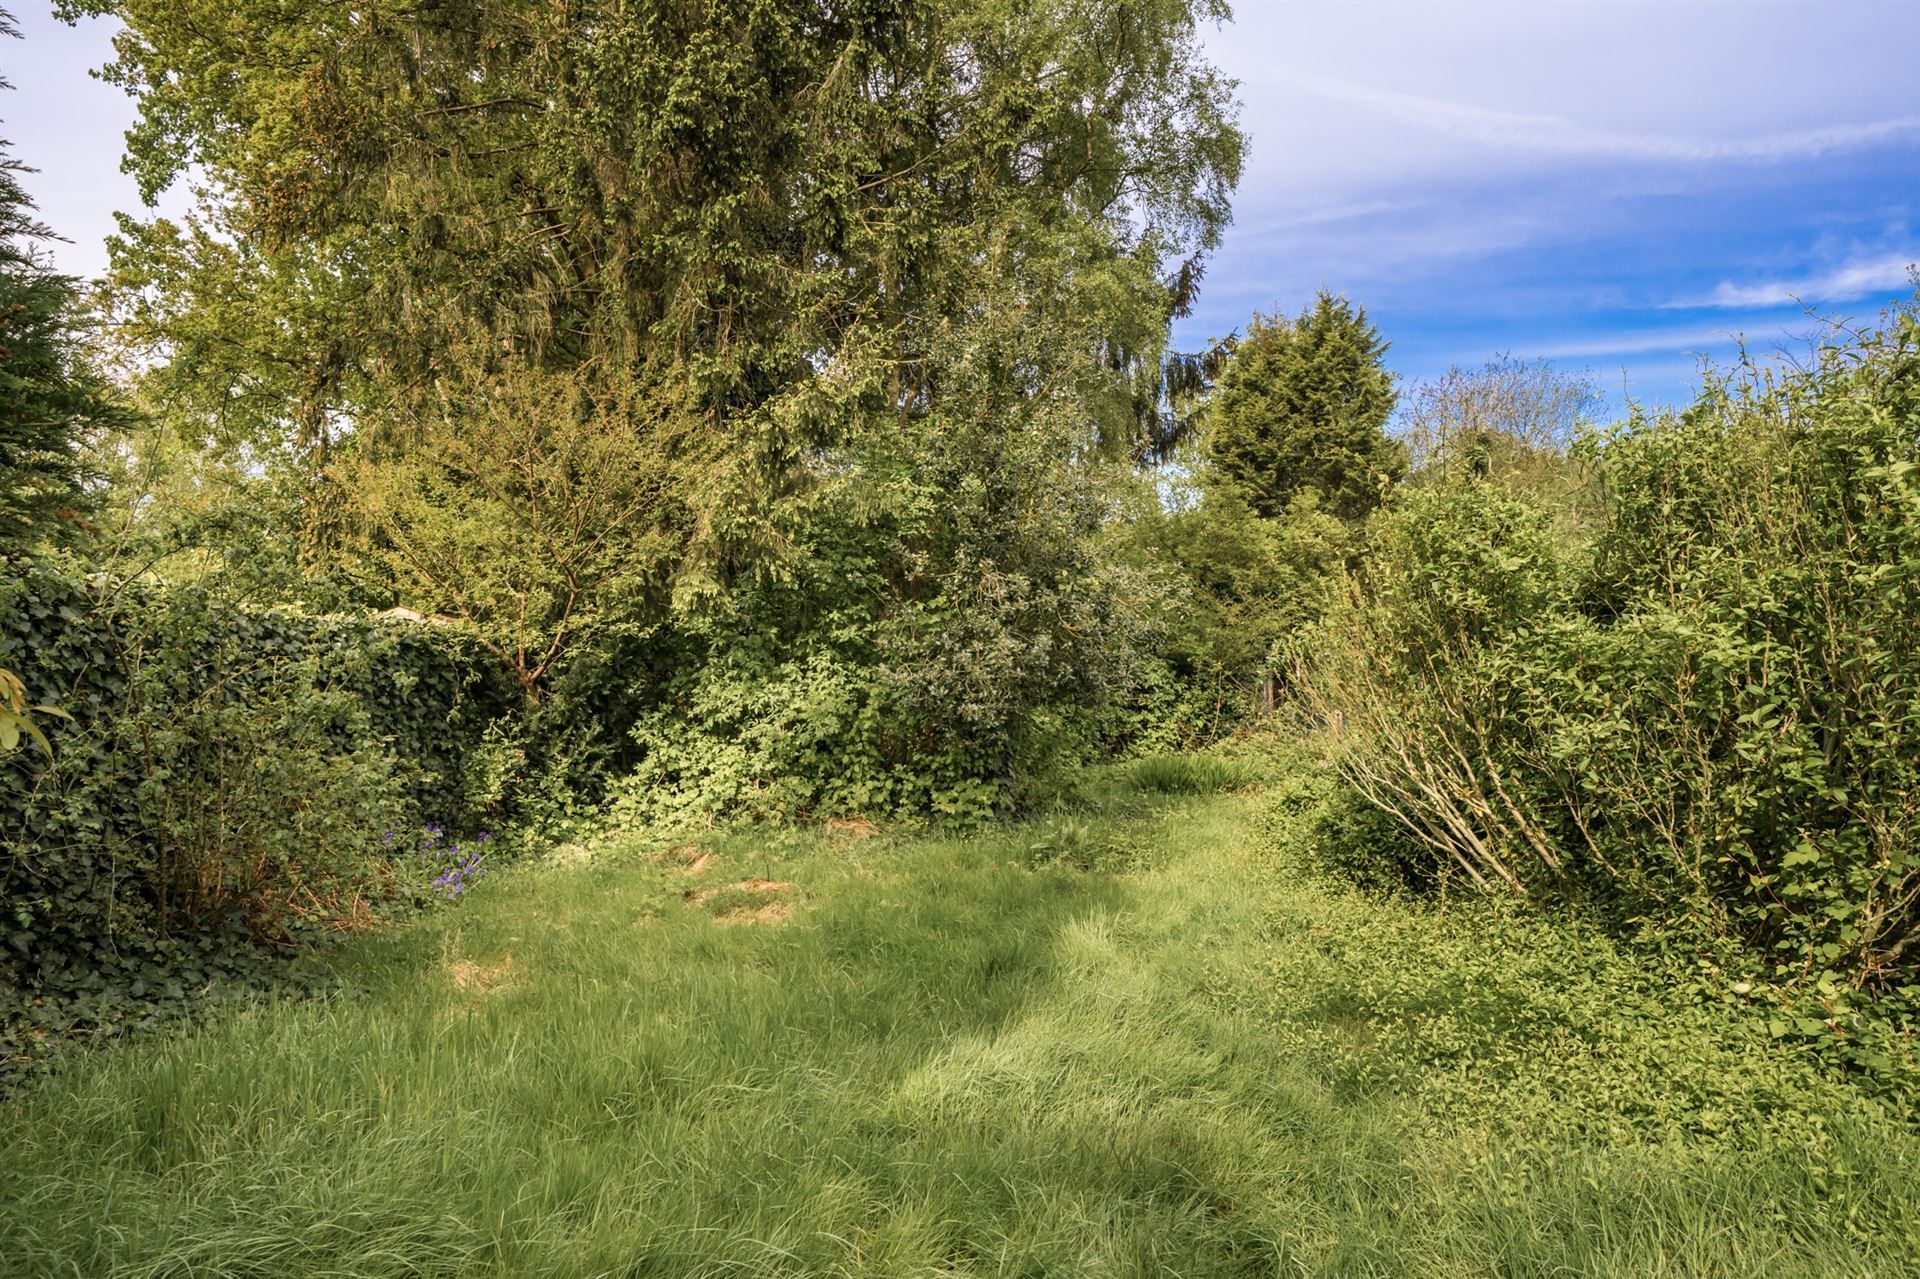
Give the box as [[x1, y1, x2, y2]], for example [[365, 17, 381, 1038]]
[[0, 15, 122, 552], [598, 422, 1151, 828], [3, 777, 1914, 1275], [1114, 482, 1349, 747], [75, 0, 1243, 595], [339, 357, 683, 696], [1300, 308, 1920, 1023], [609, 635, 959, 828], [1257, 755, 1918, 1132], [1206, 292, 1404, 521], [1301, 775, 1433, 895], [482, 230, 1179, 830], [1, 560, 518, 1064], [45, 0, 1256, 842], [79, 406, 366, 610]]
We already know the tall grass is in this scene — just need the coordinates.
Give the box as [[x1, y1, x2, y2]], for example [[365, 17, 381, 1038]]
[[2, 767, 1915, 1276], [1123, 751, 1265, 795]]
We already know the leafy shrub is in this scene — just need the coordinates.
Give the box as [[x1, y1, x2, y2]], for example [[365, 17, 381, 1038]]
[[1110, 487, 1349, 750], [1, 560, 518, 1042], [1306, 781, 1434, 895], [1256, 756, 1920, 1124], [1300, 307, 1920, 1006], [592, 403, 1150, 830], [605, 633, 979, 829], [1298, 478, 1587, 895], [602, 587, 1112, 831]]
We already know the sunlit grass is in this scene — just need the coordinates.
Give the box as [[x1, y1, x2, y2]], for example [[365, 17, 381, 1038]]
[[3, 772, 1915, 1277]]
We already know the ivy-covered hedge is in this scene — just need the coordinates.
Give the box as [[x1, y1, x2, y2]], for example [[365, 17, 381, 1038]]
[[1, 560, 519, 1033]]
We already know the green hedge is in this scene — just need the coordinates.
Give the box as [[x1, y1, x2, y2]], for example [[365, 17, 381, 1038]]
[[1299, 310, 1920, 1035], [1, 560, 519, 1025]]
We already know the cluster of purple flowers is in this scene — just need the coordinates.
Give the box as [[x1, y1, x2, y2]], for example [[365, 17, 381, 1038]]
[[384, 824, 492, 900]]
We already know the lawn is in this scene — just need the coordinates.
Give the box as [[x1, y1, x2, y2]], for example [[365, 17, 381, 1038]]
[[4, 758, 1916, 1277]]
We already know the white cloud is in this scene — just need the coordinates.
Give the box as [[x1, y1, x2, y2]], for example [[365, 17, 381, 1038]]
[[1669, 253, 1919, 308], [1194, 199, 1566, 313], [1238, 200, 1424, 236], [1278, 72, 1920, 165], [1522, 324, 1772, 360]]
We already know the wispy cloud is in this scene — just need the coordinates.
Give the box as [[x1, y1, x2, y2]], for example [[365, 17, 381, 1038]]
[[1239, 199, 1424, 236], [1279, 73, 1920, 164], [1667, 252, 1918, 308], [1523, 324, 1773, 360], [1199, 200, 1565, 312]]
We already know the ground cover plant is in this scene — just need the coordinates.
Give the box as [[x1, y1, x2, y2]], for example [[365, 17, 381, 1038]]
[[4, 756, 1915, 1278], [5, 0, 1920, 1269]]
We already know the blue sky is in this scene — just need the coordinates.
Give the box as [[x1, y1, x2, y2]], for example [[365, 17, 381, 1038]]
[[1178, 0, 1920, 409], [6, 0, 1919, 411]]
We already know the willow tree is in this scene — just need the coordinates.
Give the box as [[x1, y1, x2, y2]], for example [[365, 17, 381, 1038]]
[[73, 0, 1243, 653]]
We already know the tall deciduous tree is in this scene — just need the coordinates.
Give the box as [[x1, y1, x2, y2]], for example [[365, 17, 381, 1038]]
[[1400, 355, 1606, 544], [1206, 291, 1403, 521], [70, 0, 1242, 537], [67, 0, 1245, 681], [1403, 354, 1598, 479]]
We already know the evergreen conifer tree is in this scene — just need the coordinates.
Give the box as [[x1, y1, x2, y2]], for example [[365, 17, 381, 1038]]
[[0, 9, 115, 550], [1206, 291, 1404, 521]]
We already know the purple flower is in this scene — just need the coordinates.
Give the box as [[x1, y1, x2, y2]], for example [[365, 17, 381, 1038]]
[[421, 829, 486, 900]]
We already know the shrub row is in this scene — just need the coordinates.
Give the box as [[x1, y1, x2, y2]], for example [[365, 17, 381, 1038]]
[[1301, 312, 1920, 1025], [2, 561, 519, 1024]]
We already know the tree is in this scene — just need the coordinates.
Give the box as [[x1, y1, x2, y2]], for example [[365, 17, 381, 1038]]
[[340, 353, 683, 697], [1401, 355, 1605, 540], [1403, 354, 1598, 479], [70, 0, 1243, 557], [1205, 291, 1403, 521], [64, 0, 1247, 709], [0, 7, 118, 552]]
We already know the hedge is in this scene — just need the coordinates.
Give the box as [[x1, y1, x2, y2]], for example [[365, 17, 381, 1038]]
[[1, 559, 520, 1026]]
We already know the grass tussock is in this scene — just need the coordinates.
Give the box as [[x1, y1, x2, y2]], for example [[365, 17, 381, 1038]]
[[1123, 751, 1267, 796], [2, 757, 1915, 1277]]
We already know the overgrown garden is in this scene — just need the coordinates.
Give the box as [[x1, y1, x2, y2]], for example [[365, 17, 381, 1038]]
[[2, 0, 1919, 1268]]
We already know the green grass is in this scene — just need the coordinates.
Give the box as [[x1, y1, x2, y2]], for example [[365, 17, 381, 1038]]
[[1121, 752, 1266, 796], [3, 758, 1917, 1277]]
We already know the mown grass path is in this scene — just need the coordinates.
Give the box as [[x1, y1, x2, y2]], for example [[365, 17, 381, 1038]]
[[4, 776, 1917, 1277]]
